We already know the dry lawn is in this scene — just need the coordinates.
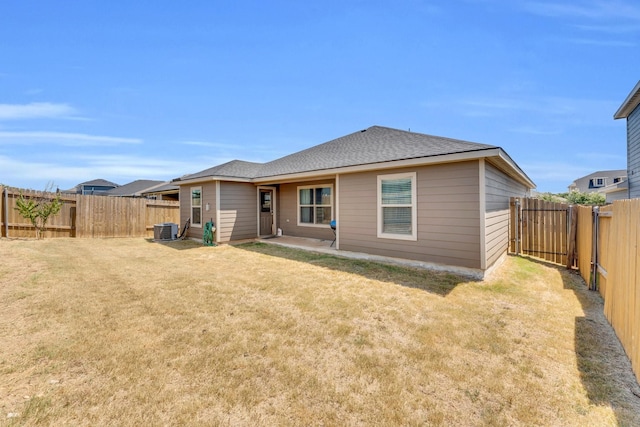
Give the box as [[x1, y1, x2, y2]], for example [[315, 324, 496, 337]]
[[1, 238, 639, 426]]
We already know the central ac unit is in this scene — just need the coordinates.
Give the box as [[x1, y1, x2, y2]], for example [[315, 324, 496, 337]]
[[154, 222, 178, 241]]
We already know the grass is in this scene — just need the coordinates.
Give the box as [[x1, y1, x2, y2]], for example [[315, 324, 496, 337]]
[[1, 238, 640, 426]]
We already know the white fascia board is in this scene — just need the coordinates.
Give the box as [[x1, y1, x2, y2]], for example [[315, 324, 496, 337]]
[[614, 80, 640, 119]]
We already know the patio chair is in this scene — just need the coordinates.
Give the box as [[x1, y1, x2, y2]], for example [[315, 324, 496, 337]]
[[330, 220, 336, 247]]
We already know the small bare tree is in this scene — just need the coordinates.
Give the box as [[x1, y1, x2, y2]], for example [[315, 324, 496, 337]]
[[15, 183, 63, 239]]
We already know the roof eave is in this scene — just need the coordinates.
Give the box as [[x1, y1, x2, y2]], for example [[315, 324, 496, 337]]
[[614, 80, 640, 119], [172, 175, 253, 186], [255, 148, 536, 189]]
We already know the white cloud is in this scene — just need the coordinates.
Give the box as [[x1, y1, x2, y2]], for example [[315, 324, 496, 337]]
[[0, 153, 217, 190], [509, 126, 562, 135], [0, 131, 142, 146], [522, 161, 595, 191], [180, 140, 238, 148], [459, 95, 618, 128], [0, 102, 79, 120], [575, 151, 626, 162], [566, 38, 635, 47], [523, 1, 640, 20]]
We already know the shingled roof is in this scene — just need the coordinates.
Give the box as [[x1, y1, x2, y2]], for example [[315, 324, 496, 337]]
[[104, 179, 165, 196], [175, 126, 530, 185], [255, 126, 496, 178], [180, 160, 264, 181]]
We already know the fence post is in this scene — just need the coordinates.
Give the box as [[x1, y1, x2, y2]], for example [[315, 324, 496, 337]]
[[566, 205, 578, 269], [515, 198, 521, 255], [589, 206, 599, 291], [3, 186, 8, 238]]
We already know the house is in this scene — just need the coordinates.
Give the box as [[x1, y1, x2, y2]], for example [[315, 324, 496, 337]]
[[172, 126, 534, 277], [614, 80, 640, 199], [140, 181, 180, 201], [104, 179, 166, 197], [600, 179, 629, 203], [567, 170, 627, 202], [63, 179, 119, 195]]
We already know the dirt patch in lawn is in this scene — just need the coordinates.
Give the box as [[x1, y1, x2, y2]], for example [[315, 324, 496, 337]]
[[1, 238, 639, 426]]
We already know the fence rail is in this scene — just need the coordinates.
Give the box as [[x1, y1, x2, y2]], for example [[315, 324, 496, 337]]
[[1, 185, 179, 239]]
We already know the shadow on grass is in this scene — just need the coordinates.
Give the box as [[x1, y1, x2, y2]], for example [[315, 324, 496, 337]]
[[234, 241, 471, 297], [518, 255, 640, 422], [144, 238, 205, 251]]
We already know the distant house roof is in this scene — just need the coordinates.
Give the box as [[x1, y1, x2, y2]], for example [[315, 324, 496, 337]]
[[614, 80, 640, 119], [63, 179, 120, 194], [568, 170, 627, 192], [140, 181, 179, 195], [104, 180, 165, 197], [174, 126, 534, 187]]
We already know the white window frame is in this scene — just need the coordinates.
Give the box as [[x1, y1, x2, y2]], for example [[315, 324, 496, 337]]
[[297, 184, 334, 227], [191, 186, 202, 228], [377, 172, 417, 241], [592, 177, 606, 188]]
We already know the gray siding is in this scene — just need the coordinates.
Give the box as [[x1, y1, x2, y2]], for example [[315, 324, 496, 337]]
[[339, 161, 482, 269], [278, 179, 336, 241], [628, 106, 640, 199], [219, 182, 257, 242], [484, 161, 528, 268], [181, 182, 216, 240], [605, 189, 628, 203]]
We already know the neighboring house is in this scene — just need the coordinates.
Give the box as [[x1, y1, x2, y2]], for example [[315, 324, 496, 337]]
[[104, 179, 165, 197], [172, 126, 534, 277], [140, 181, 180, 201], [600, 179, 629, 203], [614, 80, 640, 199], [568, 170, 627, 196], [64, 179, 119, 195]]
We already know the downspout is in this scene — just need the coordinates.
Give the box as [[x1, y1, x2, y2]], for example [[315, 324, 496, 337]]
[[215, 181, 221, 244], [335, 174, 340, 250], [478, 159, 486, 270]]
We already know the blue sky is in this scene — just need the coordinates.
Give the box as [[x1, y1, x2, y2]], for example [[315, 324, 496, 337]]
[[1, 0, 638, 193]]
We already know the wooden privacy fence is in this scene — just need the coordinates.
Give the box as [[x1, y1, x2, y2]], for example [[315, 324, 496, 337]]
[[575, 200, 640, 383], [509, 197, 577, 267], [1, 186, 179, 238], [512, 197, 640, 383]]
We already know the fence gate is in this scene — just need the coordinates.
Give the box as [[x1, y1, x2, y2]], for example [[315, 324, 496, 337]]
[[510, 197, 577, 267]]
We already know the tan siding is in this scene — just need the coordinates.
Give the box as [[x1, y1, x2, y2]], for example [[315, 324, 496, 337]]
[[339, 161, 482, 269], [182, 182, 216, 240], [278, 179, 336, 241], [485, 210, 510, 266], [485, 161, 528, 212], [219, 182, 257, 242], [484, 162, 529, 267]]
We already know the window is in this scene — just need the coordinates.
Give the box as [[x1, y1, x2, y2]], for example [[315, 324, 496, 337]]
[[298, 185, 333, 226], [191, 187, 202, 227], [614, 177, 622, 184], [590, 177, 605, 188], [377, 172, 417, 240]]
